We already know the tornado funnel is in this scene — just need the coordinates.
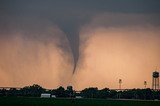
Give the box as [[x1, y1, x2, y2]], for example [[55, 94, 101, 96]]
[[58, 22, 79, 74]]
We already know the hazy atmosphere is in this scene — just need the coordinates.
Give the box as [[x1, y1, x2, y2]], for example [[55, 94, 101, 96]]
[[0, 0, 160, 90]]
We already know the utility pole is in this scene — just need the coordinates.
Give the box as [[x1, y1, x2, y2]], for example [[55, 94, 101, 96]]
[[119, 79, 122, 90], [144, 81, 147, 88], [118, 79, 122, 99]]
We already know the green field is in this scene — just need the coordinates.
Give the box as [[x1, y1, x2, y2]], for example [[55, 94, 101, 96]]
[[0, 97, 160, 106]]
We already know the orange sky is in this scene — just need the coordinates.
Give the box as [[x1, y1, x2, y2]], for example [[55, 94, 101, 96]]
[[73, 26, 160, 90], [0, 13, 160, 90], [0, 25, 160, 90]]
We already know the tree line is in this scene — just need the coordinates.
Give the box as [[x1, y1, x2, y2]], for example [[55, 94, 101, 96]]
[[0, 84, 160, 100]]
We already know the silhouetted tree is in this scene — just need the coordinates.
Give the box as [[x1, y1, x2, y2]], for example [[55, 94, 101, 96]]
[[98, 88, 110, 98], [55, 86, 66, 97], [109, 90, 117, 99], [8, 88, 18, 96], [121, 89, 136, 99], [0, 89, 7, 96], [20, 84, 45, 97], [81, 87, 98, 98], [50, 89, 56, 95], [153, 90, 160, 100], [1, 84, 160, 100], [66, 86, 74, 97]]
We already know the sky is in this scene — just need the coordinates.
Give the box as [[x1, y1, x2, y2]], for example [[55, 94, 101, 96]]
[[0, 0, 160, 90]]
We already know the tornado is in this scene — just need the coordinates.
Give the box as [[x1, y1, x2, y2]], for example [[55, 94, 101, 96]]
[[66, 31, 79, 74], [59, 23, 79, 74]]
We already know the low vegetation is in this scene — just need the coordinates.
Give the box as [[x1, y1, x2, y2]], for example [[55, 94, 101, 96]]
[[0, 84, 160, 100]]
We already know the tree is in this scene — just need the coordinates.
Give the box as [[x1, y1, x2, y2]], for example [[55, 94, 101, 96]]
[[98, 88, 110, 98], [8, 88, 18, 96], [0, 89, 7, 97], [55, 86, 66, 97], [66, 86, 74, 97], [109, 90, 117, 99], [81, 87, 98, 98], [20, 84, 45, 97]]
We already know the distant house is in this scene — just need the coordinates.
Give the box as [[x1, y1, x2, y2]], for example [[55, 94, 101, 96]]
[[51, 95, 56, 98], [75, 96, 82, 99], [40, 93, 51, 98]]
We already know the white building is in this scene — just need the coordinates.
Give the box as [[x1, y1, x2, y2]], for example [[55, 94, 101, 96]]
[[51, 95, 56, 98], [75, 96, 82, 99], [40, 93, 51, 98]]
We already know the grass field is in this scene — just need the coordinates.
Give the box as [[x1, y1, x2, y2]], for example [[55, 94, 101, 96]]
[[0, 97, 160, 106]]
